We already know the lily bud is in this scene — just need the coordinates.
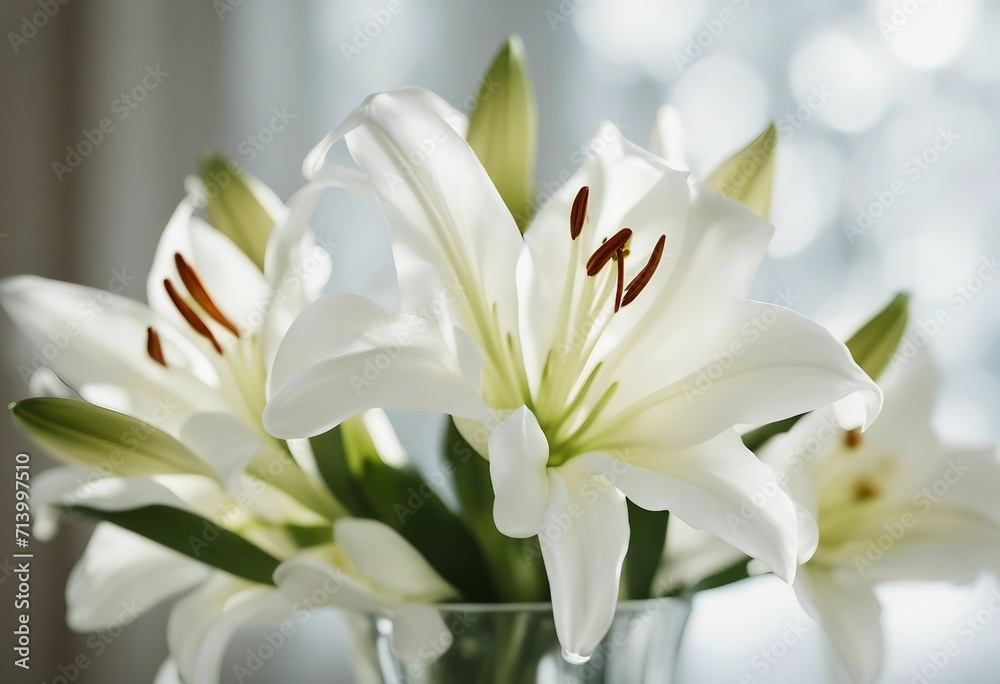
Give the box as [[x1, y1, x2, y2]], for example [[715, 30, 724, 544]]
[[846, 291, 910, 381], [706, 123, 777, 219], [466, 35, 538, 230], [9, 397, 214, 478], [198, 152, 282, 271]]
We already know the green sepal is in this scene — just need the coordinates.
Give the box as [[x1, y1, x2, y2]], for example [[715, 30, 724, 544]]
[[9, 398, 215, 478], [466, 35, 538, 229], [706, 123, 777, 219], [199, 152, 279, 271]]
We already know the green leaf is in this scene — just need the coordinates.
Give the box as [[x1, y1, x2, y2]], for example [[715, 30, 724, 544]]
[[311, 416, 498, 602], [357, 458, 497, 602], [706, 123, 777, 219], [199, 153, 279, 271], [741, 414, 803, 453], [9, 398, 215, 478], [443, 420, 548, 602], [742, 292, 911, 452], [309, 425, 377, 519], [466, 35, 538, 229], [845, 292, 910, 381], [286, 523, 334, 548], [63, 504, 280, 585], [623, 504, 669, 599]]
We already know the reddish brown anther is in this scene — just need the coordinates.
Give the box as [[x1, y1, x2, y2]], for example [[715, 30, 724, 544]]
[[569, 186, 590, 240], [614, 248, 625, 312], [845, 428, 863, 449], [164, 279, 223, 354], [852, 478, 880, 501], [174, 253, 241, 337], [146, 326, 167, 367], [620, 234, 666, 308], [586, 228, 632, 276]]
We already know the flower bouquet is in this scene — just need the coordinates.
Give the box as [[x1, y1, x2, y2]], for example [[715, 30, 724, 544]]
[[5, 36, 1000, 684]]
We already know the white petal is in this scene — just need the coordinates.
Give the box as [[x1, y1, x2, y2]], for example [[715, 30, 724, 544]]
[[794, 567, 884, 684], [147, 198, 271, 337], [168, 574, 289, 684], [274, 545, 393, 615], [35, 469, 188, 511], [576, 430, 803, 583], [850, 504, 1000, 585], [356, 408, 408, 468], [388, 604, 454, 664], [0, 275, 227, 432], [27, 367, 77, 398], [331, 90, 523, 346], [180, 412, 262, 487], [658, 517, 746, 591], [595, 185, 773, 384], [32, 466, 88, 540], [67, 523, 207, 632], [649, 105, 688, 170], [273, 545, 454, 665], [335, 518, 457, 601], [938, 447, 1000, 523], [304, 86, 468, 181], [488, 406, 551, 537], [517, 121, 689, 387], [540, 460, 629, 663], [153, 659, 182, 684], [397, 86, 469, 137], [264, 292, 490, 438], [610, 301, 882, 449], [260, 181, 333, 368]]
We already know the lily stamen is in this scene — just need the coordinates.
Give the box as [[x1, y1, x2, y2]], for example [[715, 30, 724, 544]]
[[852, 478, 881, 501], [586, 228, 632, 276], [844, 428, 863, 448], [614, 248, 625, 312], [569, 186, 589, 240], [174, 253, 241, 337], [620, 234, 666, 308], [164, 278, 223, 354], [146, 326, 167, 367]]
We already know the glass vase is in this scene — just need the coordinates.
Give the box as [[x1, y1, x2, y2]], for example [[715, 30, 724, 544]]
[[364, 597, 691, 684]]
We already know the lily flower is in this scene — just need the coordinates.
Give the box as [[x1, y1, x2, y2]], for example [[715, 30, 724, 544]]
[[758, 355, 1000, 683], [263, 90, 882, 661], [1, 164, 338, 516], [33, 463, 453, 684], [3, 163, 440, 682]]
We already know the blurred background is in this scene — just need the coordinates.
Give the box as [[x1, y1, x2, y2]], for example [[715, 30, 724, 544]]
[[2, 0, 999, 681]]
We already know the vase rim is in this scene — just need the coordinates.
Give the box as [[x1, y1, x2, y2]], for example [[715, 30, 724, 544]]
[[422, 594, 692, 613]]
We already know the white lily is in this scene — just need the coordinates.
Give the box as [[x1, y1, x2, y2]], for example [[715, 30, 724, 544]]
[[35, 471, 296, 684], [1, 164, 421, 682], [33, 463, 451, 684], [758, 355, 1000, 683], [263, 90, 882, 661], [273, 518, 459, 667], [1, 166, 339, 516]]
